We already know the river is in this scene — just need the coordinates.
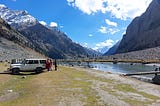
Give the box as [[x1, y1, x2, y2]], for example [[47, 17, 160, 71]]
[[61, 62, 159, 79], [88, 62, 157, 74]]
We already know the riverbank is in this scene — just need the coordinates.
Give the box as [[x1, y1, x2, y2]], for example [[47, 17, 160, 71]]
[[0, 63, 160, 106]]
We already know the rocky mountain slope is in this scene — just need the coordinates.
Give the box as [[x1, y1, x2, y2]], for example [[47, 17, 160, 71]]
[[0, 17, 44, 61], [116, 0, 160, 53], [104, 46, 160, 60], [0, 4, 91, 59]]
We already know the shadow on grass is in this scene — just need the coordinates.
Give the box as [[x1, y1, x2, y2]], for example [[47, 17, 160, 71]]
[[0, 70, 47, 76]]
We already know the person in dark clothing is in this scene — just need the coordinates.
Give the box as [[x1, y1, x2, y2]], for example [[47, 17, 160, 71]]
[[54, 59, 57, 71]]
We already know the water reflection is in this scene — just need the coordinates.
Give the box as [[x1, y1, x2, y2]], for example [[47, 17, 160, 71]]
[[60, 61, 159, 82], [90, 62, 156, 74], [61, 62, 157, 74]]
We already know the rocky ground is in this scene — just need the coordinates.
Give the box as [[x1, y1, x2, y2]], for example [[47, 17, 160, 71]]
[[0, 63, 160, 106], [0, 37, 45, 62]]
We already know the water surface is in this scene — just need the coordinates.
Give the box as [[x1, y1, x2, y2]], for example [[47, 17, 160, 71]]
[[88, 62, 156, 74]]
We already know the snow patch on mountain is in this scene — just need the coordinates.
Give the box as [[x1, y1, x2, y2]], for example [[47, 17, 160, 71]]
[[0, 4, 37, 29]]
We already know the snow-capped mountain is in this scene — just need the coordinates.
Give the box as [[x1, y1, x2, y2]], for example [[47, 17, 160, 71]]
[[103, 40, 121, 55], [97, 47, 110, 54], [0, 4, 37, 30], [0, 4, 91, 59]]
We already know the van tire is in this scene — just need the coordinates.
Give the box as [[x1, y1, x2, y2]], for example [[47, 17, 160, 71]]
[[35, 67, 42, 73], [12, 68, 19, 75]]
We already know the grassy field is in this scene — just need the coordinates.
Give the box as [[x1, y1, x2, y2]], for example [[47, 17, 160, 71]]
[[0, 63, 160, 106]]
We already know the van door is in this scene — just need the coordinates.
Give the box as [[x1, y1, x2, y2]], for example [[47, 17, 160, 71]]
[[22, 60, 35, 71]]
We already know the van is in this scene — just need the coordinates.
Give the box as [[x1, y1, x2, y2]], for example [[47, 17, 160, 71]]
[[9, 58, 46, 74]]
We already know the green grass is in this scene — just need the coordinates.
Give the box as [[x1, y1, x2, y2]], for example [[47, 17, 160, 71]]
[[0, 74, 36, 106], [0, 65, 159, 106]]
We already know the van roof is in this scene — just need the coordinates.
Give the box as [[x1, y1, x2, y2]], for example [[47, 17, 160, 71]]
[[25, 58, 46, 60]]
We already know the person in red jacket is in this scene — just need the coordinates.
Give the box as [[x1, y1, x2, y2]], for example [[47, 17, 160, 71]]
[[49, 59, 53, 71], [46, 59, 51, 71]]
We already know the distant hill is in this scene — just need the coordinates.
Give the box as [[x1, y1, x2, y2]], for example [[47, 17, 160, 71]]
[[0, 4, 94, 59], [116, 0, 160, 54], [0, 17, 44, 61]]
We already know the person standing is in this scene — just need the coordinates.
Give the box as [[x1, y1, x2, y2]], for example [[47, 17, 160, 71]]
[[49, 59, 53, 71], [46, 59, 51, 71], [54, 59, 57, 71]]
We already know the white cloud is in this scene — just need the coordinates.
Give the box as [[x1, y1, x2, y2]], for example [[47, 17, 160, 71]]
[[12, 0, 16, 2], [67, 0, 105, 15], [50, 22, 58, 27], [67, 0, 152, 20], [67, 0, 75, 6], [99, 26, 107, 33], [89, 34, 93, 37], [93, 39, 114, 50], [39, 21, 47, 26], [105, 19, 117, 27], [108, 28, 120, 35], [67, 0, 74, 2], [105, 0, 152, 20], [60, 25, 64, 28], [99, 26, 120, 35]]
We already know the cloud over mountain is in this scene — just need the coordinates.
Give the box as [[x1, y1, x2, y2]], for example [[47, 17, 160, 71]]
[[67, 0, 152, 20], [93, 39, 114, 52]]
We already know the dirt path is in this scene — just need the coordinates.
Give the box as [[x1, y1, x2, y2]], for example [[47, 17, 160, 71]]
[[80, 67, 160, 106], [0, 65, 160, 106]]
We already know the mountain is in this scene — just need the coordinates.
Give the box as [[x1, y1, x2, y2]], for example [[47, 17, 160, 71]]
[[116, 0, 160, 54], [0, 4, 37, 30], [83, 47, 102, 57], [0, 16, 34, 48], [0, 17, 44, 61], [97, 47, 110, 54], [104, 40, 120, 55], [0, 4, 89, 59]]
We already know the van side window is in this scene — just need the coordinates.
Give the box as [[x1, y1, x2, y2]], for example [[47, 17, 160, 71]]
[[40, 60, 46, 64], [33, 60, 39, 64], [27, 60, 34, 64], [25, 60, 33, 64]]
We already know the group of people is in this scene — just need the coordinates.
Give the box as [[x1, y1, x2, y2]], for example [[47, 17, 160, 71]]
[[45, 58, 57, 71]]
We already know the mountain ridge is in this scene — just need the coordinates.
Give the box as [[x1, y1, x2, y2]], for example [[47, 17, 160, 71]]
[[0, 4, 95, 59], [104, 40, 120, 56], [116, 0, 160, 54]]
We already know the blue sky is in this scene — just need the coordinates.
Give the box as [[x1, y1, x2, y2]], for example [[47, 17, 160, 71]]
[[0, 0, 152, 52]]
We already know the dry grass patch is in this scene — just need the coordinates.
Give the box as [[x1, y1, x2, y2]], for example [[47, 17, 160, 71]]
[[0, 62, 9, 72], [0, 66, 102, 106], [0, 65, 160, 106]]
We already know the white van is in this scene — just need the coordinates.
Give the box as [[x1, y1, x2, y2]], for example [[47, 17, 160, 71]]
[[9, 59, 46, 74]]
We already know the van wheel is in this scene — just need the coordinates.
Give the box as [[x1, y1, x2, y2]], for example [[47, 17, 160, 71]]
[[12, 68, 19, 75], [35, 67, 42, 73]]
